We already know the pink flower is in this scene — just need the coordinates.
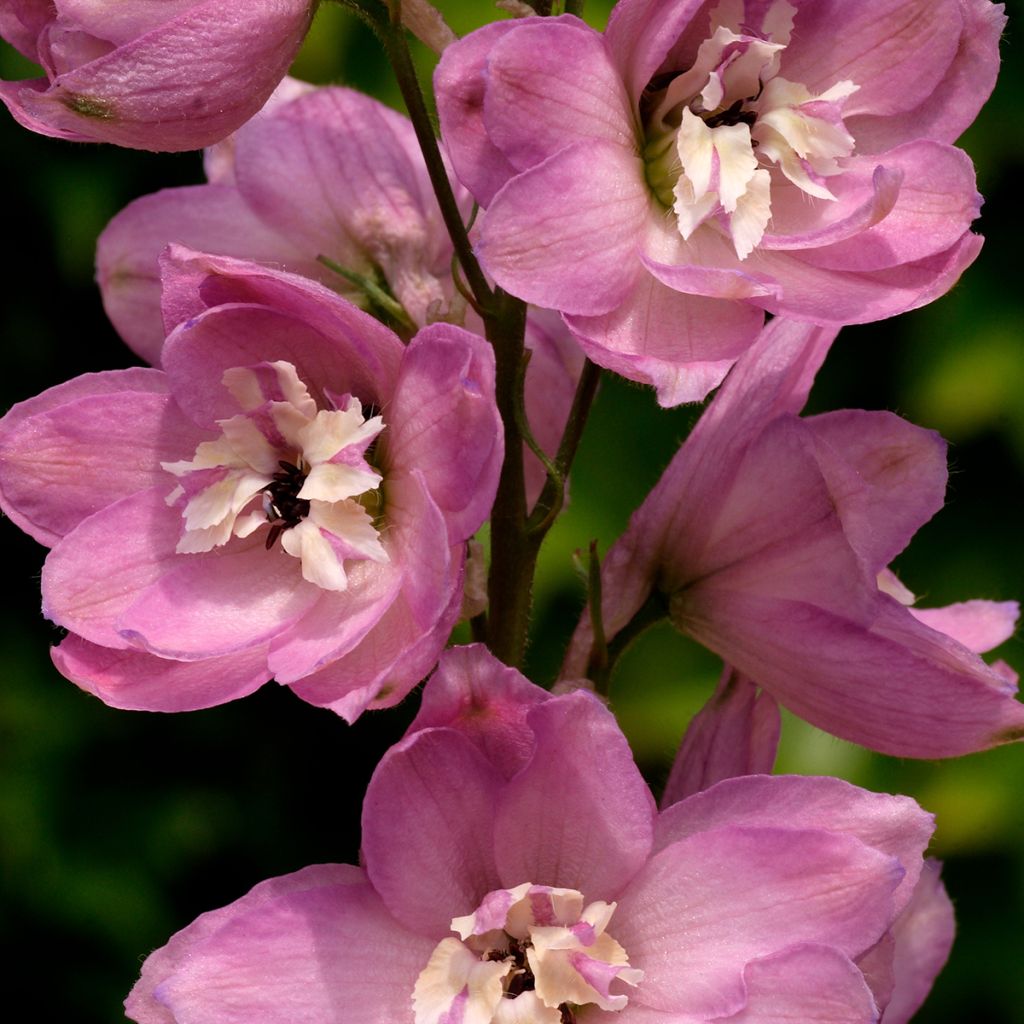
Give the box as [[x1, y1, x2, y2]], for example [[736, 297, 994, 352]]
[[437, 0, 1002, 405], [124, 644, 952, 1024], [96, 82, 583, 508], [564, 316, 1024, 758], [0, 0, 315, 151], [0, 249, 503, 719]]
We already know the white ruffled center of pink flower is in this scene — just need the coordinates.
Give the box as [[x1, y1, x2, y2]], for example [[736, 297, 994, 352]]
[[643, 0, 858, 258], [162, 360, 388, 592], [413, 883, 642, 1024]]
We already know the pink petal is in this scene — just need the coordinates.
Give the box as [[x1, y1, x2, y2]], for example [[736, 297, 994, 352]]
[[680, 589, 1024, 758], [477, 141, 648, 315], [117, 539, 320, 660], [910, 599, 1019, 654], [661, 669, 780, 807], [493, 692, 656, 901], [483, 18, 635, 172], [362, 727, 504, 938], [125, 864, 432, 1024], [880, 860, 955, 1024], [96, 185, 307, 364], [386, 324, 501, 543], [806, 409, 947, 572], [161, 301, 397, 431], [159, 248, 403, 395], [605, 0, 707, 105], [0, 0, 51, 59], [780, 0, 962, 120], [564, 274, 764, 406], [802, 144, 981, 272], [615, 826, 900, 1018], [849, 0, 1006, 152], [718, 945, 879, 1023], [7, 0, 315, 151], [0, 369, 182, 546], [42, 486, 190, 649], [655, 775, 934, 917], [747, 232, 984, 324], [52, 634, 268, 712], [435, 19, 523, 206], [405, 644, 550, 780]]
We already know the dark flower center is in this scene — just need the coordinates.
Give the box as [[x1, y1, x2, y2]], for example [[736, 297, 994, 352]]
[[263, 460, 310, 549]]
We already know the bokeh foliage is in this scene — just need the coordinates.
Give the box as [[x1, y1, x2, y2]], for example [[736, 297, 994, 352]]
[[1, 1, 1022, 1020]]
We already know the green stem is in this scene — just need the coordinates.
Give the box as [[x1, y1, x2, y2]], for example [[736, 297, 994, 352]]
[[588, 589, 669, 695], [378, 8, 494, 311], [527, 359, 601, 538], [564, 0, 586, 14], [484, 289, 534, 666]]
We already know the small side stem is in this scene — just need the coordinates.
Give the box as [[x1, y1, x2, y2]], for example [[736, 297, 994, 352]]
[[588, 589, 669, 695], [527, 359, 601, 537]]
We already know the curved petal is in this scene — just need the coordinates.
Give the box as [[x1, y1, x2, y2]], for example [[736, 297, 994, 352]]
[[11, 0, 315, 151], [483, 18, 636, 171], [158, 248, 403, 396], [746, 232, 984, 324], [52, 634, 269, 712], [565, 274, 763, 406], [655, 775, 934, 917], [718, 944, 879, 1024], [125, 864, 432, 1024], [849, 0, 1006, 151], [661, 669, 780, 806], [42, 486, 190, 649], [493, 692, 656, 901], [362, 727, 504, 938], [881, 860, 955, 1024], [386, 323, 501, 543], [0, 369, 183, 546], [0, 0, 52, 59], [117, 540, 320, 660], [605, 0, 707, 105], [477, 141, 649, 316], [806, 409, 948, 573], [678, 588, 1024, 758], [910, 599, 1019, 654], [405, 644, 551, 781], [161, 302, 397, 430], [435, 19, 523, 206], [615, 825, 900, 1018], [799, 144, 980, 272], [96, 185, 308, 364], [780, 0, 962, 120]]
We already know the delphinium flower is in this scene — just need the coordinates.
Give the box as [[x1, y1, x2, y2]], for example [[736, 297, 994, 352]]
[[436, 0, 1002, 404], [96, 82, 582, 506], [0, 249, 503, 719], [564, 315, 1024, 757], [0, 0, 316, 150], [124, 644, 954, 1024]]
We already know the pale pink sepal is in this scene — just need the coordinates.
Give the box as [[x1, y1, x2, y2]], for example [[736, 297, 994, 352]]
[[661, 669, 780, 807]]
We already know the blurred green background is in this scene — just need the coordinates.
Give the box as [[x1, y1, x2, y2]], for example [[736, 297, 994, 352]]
[[1, 1, 1022, 1020]]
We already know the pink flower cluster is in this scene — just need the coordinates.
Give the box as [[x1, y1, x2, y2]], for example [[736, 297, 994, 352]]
[[0, 0, 1018, 1021], [125, 647, 954, 1024]]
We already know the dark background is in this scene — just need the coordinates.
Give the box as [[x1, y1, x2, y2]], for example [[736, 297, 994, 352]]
[[1, 1, 1022, 1020]]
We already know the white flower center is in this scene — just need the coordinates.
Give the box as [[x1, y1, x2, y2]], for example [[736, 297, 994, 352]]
[[642, 0, 858, 258], [162, 360, 389, 592], [413, 884, 642, 1024]]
